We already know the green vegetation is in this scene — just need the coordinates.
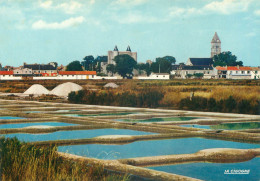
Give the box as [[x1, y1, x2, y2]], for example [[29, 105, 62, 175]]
[[106, 64, 116, 75], [151, 56, 175, 73], [179, 96, 260, 114], [66, 60, 83, 71], [213, 51, 243, 67], [114, 54, 137, 78], [0, 137, 128, 181], [69, 88, 164, 108]]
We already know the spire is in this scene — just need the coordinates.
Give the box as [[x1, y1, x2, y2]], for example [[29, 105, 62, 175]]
[[114, 45, 118, 51], [126, 45, 131, 52], [211, 32, 221, 43]]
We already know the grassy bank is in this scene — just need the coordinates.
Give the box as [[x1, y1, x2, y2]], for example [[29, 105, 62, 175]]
[[1, 79, 259, 114], [0, 137, 128, 181]]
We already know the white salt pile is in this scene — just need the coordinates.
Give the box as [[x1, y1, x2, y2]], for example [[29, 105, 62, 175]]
[[24, 84, 49, 95], [50, 82, 83, 97], [104, 82, 119, 88]]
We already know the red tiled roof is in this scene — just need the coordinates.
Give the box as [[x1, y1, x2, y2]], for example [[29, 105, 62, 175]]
[[59, 71, 96, 75], [239, 67, 252, 70], [226, 67, 239, 70], [0, 71, 13, 75], [216, 66, 227, 70]]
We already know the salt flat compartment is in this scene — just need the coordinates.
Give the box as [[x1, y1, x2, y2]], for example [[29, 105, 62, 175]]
[[58, 138, 259, 160], [1, 129, 154, 142], [62, 112, 139, 117], [0, 116, 25, 120], [0, 122, 78, 129], [115, 117, 198, 123], [149, 157, 260, 181], [181, 122, 260, 130]]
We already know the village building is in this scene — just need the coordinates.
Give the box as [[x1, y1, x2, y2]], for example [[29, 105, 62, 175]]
[[58, 71, 97, 80], [0, 71, 21, 80], [216, 66, 252, 79], [23, 62, 58, 76], [136, 73, 170, 80], [171, 58, 215, 79], [211, 32, 221, 57], [13, 67, 33, 77], [251, 67, 260, 79], [108, 45, 137, 65]]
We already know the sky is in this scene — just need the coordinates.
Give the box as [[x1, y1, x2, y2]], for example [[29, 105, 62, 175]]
[[0, 0, 259, 67]]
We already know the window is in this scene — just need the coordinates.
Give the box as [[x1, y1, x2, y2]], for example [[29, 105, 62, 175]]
[[157, 76, 158, 77], [163, 75, 165, 77], [242, 71, 244, 74], [92, 75, 94, 78], [247, 71, 250, 74], [256, 71, 258, 74], [236, 71, 238, 74]]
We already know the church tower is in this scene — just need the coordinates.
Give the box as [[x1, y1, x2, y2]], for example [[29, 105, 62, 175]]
[[211, 32, 221, 57]]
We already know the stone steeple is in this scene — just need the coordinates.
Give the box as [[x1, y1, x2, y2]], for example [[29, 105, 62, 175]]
[[211, 32, 221, 57], [126, 45, 131, 52], [114, 45, 118, 51]]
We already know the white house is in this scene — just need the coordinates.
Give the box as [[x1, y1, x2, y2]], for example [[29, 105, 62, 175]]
[[137, 73, 170, 80]]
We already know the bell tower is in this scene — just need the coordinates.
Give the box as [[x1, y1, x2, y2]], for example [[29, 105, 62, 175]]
[[211, 32, 221, 57]]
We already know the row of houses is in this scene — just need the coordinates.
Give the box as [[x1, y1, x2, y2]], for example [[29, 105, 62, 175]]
[[171, 58, 260, 79], [0, 70, 171, 80]]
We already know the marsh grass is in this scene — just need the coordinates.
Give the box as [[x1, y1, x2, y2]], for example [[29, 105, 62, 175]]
[[0, 137, 129, 181]]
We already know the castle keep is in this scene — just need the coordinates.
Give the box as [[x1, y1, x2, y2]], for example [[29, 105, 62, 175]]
[[108, 45, 137, 65]]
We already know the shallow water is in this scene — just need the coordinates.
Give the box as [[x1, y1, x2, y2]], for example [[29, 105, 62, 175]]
[[58, 138, 259, 160], [0, 122, 78, 129], [149, 157, 260, 181], [115, 117, 198, 123], [181, 122, 260, 130], [0, 116, 25, 119], [1, 129, 155, 142]]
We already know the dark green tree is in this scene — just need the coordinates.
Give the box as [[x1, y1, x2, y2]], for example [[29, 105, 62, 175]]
[[114, 54, 137, 78], [82, 55, 94, 70], [66, 60, 83, 71], [145, 63, 152, 76], [151, 59, 171, 73], [106, 64, 116, 75], [213, 51, 243, 67], [162, 56, 176, 64]]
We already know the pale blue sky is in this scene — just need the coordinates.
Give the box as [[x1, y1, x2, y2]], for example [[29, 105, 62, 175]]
[[0, 0, 259, 67]]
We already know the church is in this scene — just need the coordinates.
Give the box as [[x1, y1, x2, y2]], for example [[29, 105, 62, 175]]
[[171, 32, 221, 79]]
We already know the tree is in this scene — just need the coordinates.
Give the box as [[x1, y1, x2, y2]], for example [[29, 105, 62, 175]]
[[213, 51, 243, 67], [106, 64, 116, 75], [66, 60, 83, 71], [162, 56, 176, 64], [82, 55, 94, 70], [114, 54, 137, 78], [151, 59, 171, 73], [145, 63, 152, 76]]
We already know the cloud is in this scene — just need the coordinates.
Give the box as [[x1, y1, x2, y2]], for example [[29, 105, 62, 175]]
[[168, 0, 253, 19], [111, 11, 160, 24], [38, 0, 82, 14], [169, 7, 199, 17], [32, 16, 85, 29], [39, 0, 53, 9], [57, 1, 82, 14], [246, 32, 256, 37], [203, 0, 251, 14], [112, 0, 148, 7], [254, 10, 260, 16]]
